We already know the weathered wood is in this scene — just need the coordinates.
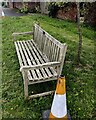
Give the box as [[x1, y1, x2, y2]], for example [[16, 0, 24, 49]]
[[29, 76, 58, 85], [25, 41, 48, 79], [18, 41, 37, 80], [21, 41, 43, 80], [26, 41, 49, 79], [29, 40, 54, 77], [22, 41, 43, 80], [14, 42, 23, 66], [34, 24, 63, 48], [34, 24, 66, 64], [28, 90, 54, 99], [23, 71, 29, 99], [58, 44, 67, 75], [13, 24, 67, 99], [20, 61, 60, 71], [12, 31, 33, 36], [12, 32, 33, 41], [30, 40, 57, 77]]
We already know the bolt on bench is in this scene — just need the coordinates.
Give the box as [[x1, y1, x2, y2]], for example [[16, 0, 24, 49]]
[[12, 24, 67, 99]]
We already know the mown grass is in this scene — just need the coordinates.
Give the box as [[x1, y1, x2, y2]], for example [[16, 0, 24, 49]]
[[2, 14, 95, 119]]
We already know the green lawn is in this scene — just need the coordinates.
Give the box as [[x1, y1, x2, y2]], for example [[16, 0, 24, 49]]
[[2, 14, 95, 119]]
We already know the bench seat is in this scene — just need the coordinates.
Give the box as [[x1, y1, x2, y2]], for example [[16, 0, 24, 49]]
[[15, 40, 58, 84]]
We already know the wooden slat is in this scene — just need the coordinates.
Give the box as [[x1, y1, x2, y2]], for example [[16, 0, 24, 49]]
[[56, 47, 60, 61], [33, 26, 36, 42], [43, 34, 47, 54], [25, 41, 48, 79], [12, 31, 33, 36], [21, 41, 41, 80], [58, 44, 67, 75], [39, 30, 43, 51], [28, 40, 53, 78], [35, 27, 40, 47], [23, 41, 48, 79], [20, 61, 60, 71], [16, 41, 34, 80], [17, 42, 34, 80], [40, 31, 45, 53], [32, 39, 58, 76], [33, 25, 35, 40], [14, 42, 24, 66], [19, 41, 42, 80], [29, 40, 57, 77], [45, 37, 50, 60], [16, 42, 27, 65], [18, 41, 37, 80], [49, 40, 53, 61], [34, 26, 38, 43], [28, 90, 54, 99], [47, 38, 51, 61], [34, 24, 63, 48], [29, 76, 57, 85], [51, 42, 56, 61]]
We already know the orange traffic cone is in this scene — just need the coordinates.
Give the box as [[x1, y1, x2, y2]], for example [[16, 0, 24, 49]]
[[49, 76, 68, 119]]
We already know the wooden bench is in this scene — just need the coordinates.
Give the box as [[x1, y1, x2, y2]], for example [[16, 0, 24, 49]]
[[12, 24, 67, 99]]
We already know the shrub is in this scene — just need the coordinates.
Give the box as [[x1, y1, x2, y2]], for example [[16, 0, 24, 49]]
[[48, 2, 75, 18], [19, 3, 28, 14], [29, 6, 40, 13], [48, 2, 59, 18]]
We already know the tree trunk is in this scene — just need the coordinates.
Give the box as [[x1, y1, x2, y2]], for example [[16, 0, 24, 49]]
[[77, 2, 82, 65]]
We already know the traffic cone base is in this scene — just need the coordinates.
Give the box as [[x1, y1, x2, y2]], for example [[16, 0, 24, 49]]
[[49, 112, 68, 119]]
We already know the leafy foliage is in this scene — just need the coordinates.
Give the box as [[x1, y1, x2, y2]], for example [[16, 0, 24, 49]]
[[48, 2, 76, 18], [19, 3, 40, 14], [19, 3, 29, 14], [84, 2, 96, 26], [48, 2, 59, 18]]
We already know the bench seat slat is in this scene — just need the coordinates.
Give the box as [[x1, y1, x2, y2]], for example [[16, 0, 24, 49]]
[[24, 41, 48, 79], [15, 42, 34, 79], [19, 41, 43, 80], [16, 41, 38, 80], [15, 42, 24, 66], [21, 41, 44, 80], [18, 41, 37, 80]]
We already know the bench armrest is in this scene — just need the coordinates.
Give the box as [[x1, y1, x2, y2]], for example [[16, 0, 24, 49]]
[[12, 31, 33, 41], [12, 31, 33, 36], [20, 61, 61, 72]]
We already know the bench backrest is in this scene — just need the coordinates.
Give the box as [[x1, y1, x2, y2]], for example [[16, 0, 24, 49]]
[[33, 24, 67, 75]]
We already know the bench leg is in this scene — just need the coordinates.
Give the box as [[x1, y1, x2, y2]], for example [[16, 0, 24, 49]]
[[23, 71, 28, 99]]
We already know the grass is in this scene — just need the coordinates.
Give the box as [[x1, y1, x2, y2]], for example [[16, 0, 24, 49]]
[[2, 14, 95, 119]]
